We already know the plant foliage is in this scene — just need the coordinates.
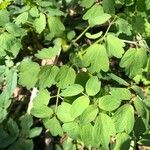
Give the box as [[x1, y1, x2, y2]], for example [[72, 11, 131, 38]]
[[0, 0, 150, 149]]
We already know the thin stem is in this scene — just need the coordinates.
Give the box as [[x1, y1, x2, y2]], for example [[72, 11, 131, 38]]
[[94, 16, 117, 44], [72, 25, 91, 44], [55, 88, 60, 112], [121, 39, 150, 52], [121, 39, 137, 45]]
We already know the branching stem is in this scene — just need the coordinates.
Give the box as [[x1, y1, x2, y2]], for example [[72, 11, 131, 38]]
[[72, 25, 91, 44]]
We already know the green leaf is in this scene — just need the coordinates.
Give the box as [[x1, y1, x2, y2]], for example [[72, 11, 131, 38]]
[[92, 113, 116, 149], [18, 61, 40, 89], [134, 117, 146, 138], [131, 85, 145, 99], [31, 105, 53, 118], [36, 1, 53, 7], [85, 76, 101, 96], [110, 88, 132, 100], [120, 48, 147, 78], [0, 68, 17, 108], [5, 23, 26, 37], [102, 0, 115, 14], [34, 13, 46, 34], [115, 18, 132, 36], [112, 104, 135, 134], [98, 95, 121, 111], [70, 96, 90, 119], [91, 13, 111, 26], [0, 9, 9, 27], [0, 108, 7, 123], [106, 34, 125, 58], [132, 15, 145, 34], [83, 4, 111, 26], [80, 124, 93, 147], [38, 65, 59, 89], [83, 3, 111, 26], [79, 0, 95, 8], [133, 97, 147, 118], [80, 105, 98, 124], [61, 138, 76, 150], [0, 119, 19, 148], [85, 31, 102, 39], [82, 44, 109, 73], [0, 32, 22, 57], [8, 139, 33, 150], [114, 133, 131, 150], [15, 12, 28, 25], [145, 0, 150, 10], [4, 69, 17, 98], [48, 16, 65, 37], [29, 6, 39, 17], [29, 127, 42, 138], [108, 73, 130, 86], [56, 102, 74, 122], [20, 114, 33, 131], [83, 4, 104, 26], [35, 45, 60, 59], [62, 122, 80, 139], [138, 135, 150, 147], [67, 30, 76, 40], [33, 89, 50, 106], [60, 84, 83, 97], [56, 65, 76, 89], [43, 117, 63, 136], [0, 1, 11, 9]]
